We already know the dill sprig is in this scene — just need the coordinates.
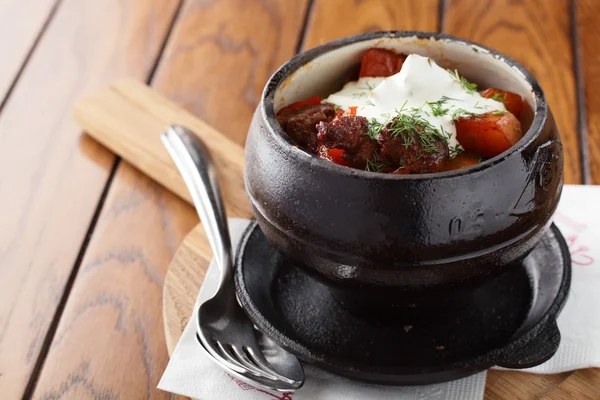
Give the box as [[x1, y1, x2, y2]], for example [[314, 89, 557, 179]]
[[363, 99, 375, 107], [451, 108, 477, 121], [395, 100, 409, 114], [426, 100, 449, 117], [440, 125, 452, 141], [358, 80, 377, 92], [448, 69, 478, 93], [491, 109, 508, 115], [440, 95, 462, 102], [387, 113, 448, 153], [491, 92, 504, 102], [367, 118, 385, 139], [352, 91, 368, 99], [333, 104, 343, 113], [410, 106, 423, 115], [365, 155, 383, 172], [449, 144, 464, 158]]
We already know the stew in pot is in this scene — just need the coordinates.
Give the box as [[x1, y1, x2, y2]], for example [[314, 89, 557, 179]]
[[276, 48, 524, 174]]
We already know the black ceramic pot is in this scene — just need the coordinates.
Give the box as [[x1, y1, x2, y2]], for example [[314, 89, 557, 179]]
[[244, 32, 563, 299]]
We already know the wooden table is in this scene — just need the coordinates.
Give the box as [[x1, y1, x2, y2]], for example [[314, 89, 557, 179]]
[[1, 0, 598, 399]]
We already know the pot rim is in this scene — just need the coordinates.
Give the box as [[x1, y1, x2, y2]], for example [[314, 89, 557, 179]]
[[260, 31, 548, 181]]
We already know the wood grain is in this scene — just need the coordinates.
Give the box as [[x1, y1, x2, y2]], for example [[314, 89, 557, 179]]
[[31, 0, 309, 398], [578, 0, 600, 184], [532, 2, 600, 397], [0, 0, 182, 398], [74, 79, 247, 217], [163, 226, 212, 353], [26, 0, 594, 399], [32, 164, 197, 400], [151, 0, 311, 146], [304, 0, 440, 48], [444, 0, 595, 398], [0, 0, 57, 102], [444, 0, 582, 185]]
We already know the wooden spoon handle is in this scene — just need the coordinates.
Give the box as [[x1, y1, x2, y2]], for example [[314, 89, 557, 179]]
[[73, 78, 250, 218]]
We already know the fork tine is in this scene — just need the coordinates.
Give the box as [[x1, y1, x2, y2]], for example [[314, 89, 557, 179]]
[[200, 334, 289, 383], [244, 346, 297, 385], [213, 340, 250, 374], [196, 333, 244, 373], [217, 342, 285, 381], [230, 345, 279, 380], [195, 333, 303, 392]]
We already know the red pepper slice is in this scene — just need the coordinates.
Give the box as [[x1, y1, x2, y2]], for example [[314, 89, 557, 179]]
[[359, 48, 406, 78], [318, 146, 350, 166]]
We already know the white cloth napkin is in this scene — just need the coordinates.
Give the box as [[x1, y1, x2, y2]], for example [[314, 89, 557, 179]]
[[159, 184, 600, 400]]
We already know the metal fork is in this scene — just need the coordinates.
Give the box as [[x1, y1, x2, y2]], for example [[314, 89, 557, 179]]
[[161, 125, 304, 392]]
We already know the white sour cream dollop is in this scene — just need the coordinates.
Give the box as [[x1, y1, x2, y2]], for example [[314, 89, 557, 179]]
[[324, 54, 505, 150]]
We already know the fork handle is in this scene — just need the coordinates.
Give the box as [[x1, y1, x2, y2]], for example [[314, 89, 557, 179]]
[[161, 125, 233, 285]]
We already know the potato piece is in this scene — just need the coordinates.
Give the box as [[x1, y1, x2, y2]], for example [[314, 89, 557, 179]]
[[455, 112, 523, 158]]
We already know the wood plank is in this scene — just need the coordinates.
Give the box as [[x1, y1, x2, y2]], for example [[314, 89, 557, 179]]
[[444, 0, 581, 185], [546, 367, 600, 399], [304, 0, 440, 48], [483, 370, 572, 400], [578, 0, 600, 183], [30, 0, 309, 398], [0, 0, 182, 398], [33, 166, 197, 400], [0, 0, 57, 102], [150, 0, 310, 146], [534, 2, 600, 397], [444, 1, 587, 398]]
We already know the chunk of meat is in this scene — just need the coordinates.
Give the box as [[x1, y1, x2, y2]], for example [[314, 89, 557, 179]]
[[379, 117, 449, 174], [316, 115, 378, 169], [455, 112, 522, 158], [359, 48, 407, 78], [317, 115, 368, 150], [445, 153, 481, 171], [343, 139, 380, 170], [480, 88, 523, 118], [277, 103, 336, 153]]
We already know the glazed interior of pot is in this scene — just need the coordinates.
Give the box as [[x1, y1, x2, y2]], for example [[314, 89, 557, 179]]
[[273, 34, 538, 135]]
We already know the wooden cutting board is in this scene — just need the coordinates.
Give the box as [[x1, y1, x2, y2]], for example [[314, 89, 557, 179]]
[[74, 79, 592, 399]]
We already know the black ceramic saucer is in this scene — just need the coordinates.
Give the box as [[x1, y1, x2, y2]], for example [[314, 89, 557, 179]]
[[234, 221, 571, 385]]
